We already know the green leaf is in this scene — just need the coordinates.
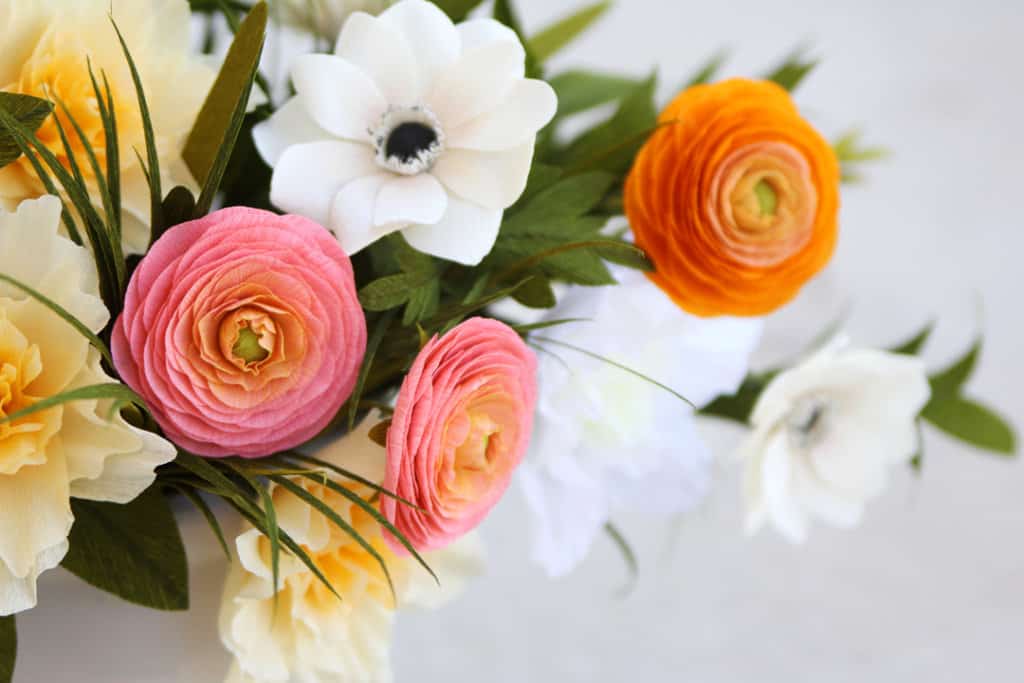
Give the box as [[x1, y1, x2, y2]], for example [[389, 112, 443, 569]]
[[432, 0, 484, 21], [0, 615, 13, 683], [929, 340, 980, 397], [359, 273, 419, 311], [158, 186, 197, 240], [502, 171, 616, 237], [0, 272, 114, 368], [699, 374, 773, 425], [512, 275, 557, 309], [591, 240, 654, 271], [548, 70, 643, 120], [62, 488, 189, 610], [183, 2, 267, 215], [0, 383, 146, 426], [765, 48, 818, 91], [833, 129, 888, 184], [518, 163, 564, 203], [403, 277, 441, 326], [174, 487, 231, 561], [528, 1, 611, 62], [922, 397, 1017, 456], [555, 74, 658, 174], [347, 311, 396, 431], [0, 93, 52, 168], [891, 321, 935, 356], [684, 50, 728, 87]]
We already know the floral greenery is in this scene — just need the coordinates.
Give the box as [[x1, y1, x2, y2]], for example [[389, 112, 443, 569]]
[[0, 0, 1016, 679]]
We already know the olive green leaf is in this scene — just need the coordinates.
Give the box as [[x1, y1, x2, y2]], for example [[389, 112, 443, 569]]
[[0, 93, 52, 169], [528, 1, 611, 62]]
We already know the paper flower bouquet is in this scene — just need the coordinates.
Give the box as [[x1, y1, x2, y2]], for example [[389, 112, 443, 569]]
[[0, 0, 1016, 681]]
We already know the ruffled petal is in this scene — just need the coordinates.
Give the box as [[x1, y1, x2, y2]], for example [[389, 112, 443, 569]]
[[401, 196, 502, 266]]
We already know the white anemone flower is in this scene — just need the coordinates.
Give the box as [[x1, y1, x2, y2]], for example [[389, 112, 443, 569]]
[[253, 0, 558, 266], [0, 196, 176, 615], [220, 414, 484, 683], [517, 268, 763, 577], [741, 342, 931, 543]]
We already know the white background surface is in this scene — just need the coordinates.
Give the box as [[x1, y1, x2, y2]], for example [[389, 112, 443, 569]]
[[17, 0, 1024, 681]]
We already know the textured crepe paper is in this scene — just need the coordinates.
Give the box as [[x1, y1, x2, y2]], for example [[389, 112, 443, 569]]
[[382, 318, 537, 553], [625, 78, 841, 317], [112, 207, 367, 457]]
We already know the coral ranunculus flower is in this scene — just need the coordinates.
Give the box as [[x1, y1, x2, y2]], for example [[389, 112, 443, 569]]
[[382, 318, 537, 553], [625, 78, 841, 317], [112, 208, 367, 458]]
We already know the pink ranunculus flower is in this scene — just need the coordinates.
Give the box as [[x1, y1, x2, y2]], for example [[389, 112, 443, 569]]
[[111, 207, 367, 458], [382, 318, 537, 553]]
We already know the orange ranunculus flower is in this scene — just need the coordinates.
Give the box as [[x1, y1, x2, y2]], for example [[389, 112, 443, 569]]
[[624, 78, 841, 317]]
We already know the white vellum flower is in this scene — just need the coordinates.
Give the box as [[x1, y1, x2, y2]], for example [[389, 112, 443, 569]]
[[740, 342, 931, 543], [269, 0, 391, 39], [253, 0, 558, 266], [517, 268, 763, 577], [0, 196, 176, 615], [220, 414, 485, 683], [0, 0, 216, 255]]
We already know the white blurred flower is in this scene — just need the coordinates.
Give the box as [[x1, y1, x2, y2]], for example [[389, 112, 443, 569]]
[[0, 196, 176, 615], [270, 0, 391, 39], [741, 342, 931, 542], [220, 415, 484, 683], [253, 0, 557, 265], [0, 0, 216, 255], [518, 268, 763, 577]]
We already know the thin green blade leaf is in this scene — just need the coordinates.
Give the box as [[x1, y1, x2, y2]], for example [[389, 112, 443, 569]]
[[528, 1, 611, 62], [604, 522, 637, 596], [0, 383, 145, 426], [62, 488, 189, 610], [174, 486, 231, 561], [281, 453, 424, 512], [347, 311, 396, 431]]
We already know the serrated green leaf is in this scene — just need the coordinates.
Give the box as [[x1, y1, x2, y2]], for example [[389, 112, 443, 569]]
[[556, 74, 658, 173], [0, 383, 146, 426], [512, 275, 557, 309], [548, 70, 643, 120], [0, 93, 52, 168], [765, 48, 818, 91], [502, 171, 616, 237], [929, 340, 981, 397], [0, 615, 13, 683], [891, 322, 935, 356], [184, 2, 267, 215], [359, 273, 418, 311], [62, 488, 189, 610], [923, 397, 1016, 455], [0, 273, 114, 368], [403, 278, 441, 326], [432, 0, 484, 21], [528, 1, 611, 62]]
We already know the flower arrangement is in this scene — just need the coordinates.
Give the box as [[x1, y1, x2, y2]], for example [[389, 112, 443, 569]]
[[0, 0, 1016, 681]]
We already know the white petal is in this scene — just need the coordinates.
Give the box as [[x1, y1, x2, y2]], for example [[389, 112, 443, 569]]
[[432, 142, 535, 210], [401, 196, 502, 265], [518, 463, 609, 578], [457, 18, 520, 53], [427, 36, 525, 130], [252, 97, 332, 167], [330, 173, 400, 255], [335, 12, 419, 106], [374, 173, 448, 227], [270, 140, 378, 226], [448, 79, 557, 151], [759, 431, 809, 543], [377, 0, 460, 96], [0, 538, 66, 617], [292, 53, 387, 140]]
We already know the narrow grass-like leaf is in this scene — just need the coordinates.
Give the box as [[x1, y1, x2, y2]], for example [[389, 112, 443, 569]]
[[111, 17, 163, 239], [88, 64, 122, 239], [174, 486, 231, 561], [604, 522, 637, 595], [529, 1, 611, 62], [0, 615, 13, 683], [0, 273, 113, 368], [510, 318, 589, 334], [348, 311, 396, 431], [533, 336, 695, 408], [296, 472, 438, 585], [281, 453, 424, 512], [0, 383, 145, 426], [270, 475, 398, 601]]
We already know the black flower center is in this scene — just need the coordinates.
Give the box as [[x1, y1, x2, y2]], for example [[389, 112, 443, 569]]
[[385, 122, 439, 163]]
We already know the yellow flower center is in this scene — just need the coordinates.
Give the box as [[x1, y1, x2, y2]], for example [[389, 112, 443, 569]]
[[0, 310, 61, 475], [4, 30, 140, 185]]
